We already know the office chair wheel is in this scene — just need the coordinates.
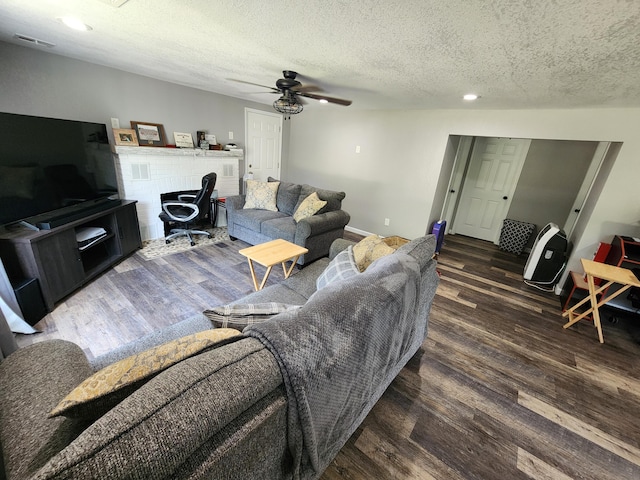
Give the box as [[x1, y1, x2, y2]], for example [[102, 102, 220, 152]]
[[166, 240, 171, 244], [190, 241, 195, 246]]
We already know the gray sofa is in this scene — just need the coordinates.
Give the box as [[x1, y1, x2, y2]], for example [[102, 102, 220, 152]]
[[0, 235, 439, 480], [226, 178, 351, 265]]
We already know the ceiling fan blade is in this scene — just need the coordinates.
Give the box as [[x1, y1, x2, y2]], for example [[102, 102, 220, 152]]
[[298, 92, 352, 106], [291, 84, 323, 94], [227, 78, 280, 93]]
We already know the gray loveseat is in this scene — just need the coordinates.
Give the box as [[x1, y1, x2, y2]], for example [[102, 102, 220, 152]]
[[226, 178, 351, 265], [0, 235, 439, 480]]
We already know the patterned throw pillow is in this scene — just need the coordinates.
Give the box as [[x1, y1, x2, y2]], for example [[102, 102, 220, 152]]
[[244, 180, 280, 211], [293, 192, 327, 222], [203, 303, 300, 331], [316, 246, 360, 290], [49, 329, 241, 419], [353, 235, 396, 272]]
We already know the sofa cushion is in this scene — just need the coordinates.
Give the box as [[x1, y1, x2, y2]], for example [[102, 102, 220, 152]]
[[294, 184, 346, 214], [260, 216, 297, 242], [353, 235, 396, 272], [268, 177, 302, 215], [204, 303, 300, 331], [316, 246, 360, 290], [293, 192, 328, 223], [49, 329, 241, 420], [233, 208, 286, 231], [244, 180, 279, 211]]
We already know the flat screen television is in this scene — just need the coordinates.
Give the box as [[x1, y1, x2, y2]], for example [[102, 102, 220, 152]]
[[0, 112, 119, 230]]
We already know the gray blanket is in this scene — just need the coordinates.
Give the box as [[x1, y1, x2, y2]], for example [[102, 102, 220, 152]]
[[244, 253, 422, 479]]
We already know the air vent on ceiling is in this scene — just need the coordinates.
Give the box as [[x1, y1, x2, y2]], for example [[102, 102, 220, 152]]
[[96, 0, 130, 7], [14, 34, 56, 48]]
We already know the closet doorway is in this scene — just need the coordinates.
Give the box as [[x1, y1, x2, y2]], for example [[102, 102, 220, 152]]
[[441, 136, 607, 245]]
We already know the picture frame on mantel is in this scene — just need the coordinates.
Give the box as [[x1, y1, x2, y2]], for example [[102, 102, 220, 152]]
[[130, 121, 166, 147], [113, 128, 139, 146], [173, 132, 194, 148]]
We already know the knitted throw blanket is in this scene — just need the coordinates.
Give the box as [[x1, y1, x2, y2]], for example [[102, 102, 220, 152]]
[[245, 253, 422, 479]]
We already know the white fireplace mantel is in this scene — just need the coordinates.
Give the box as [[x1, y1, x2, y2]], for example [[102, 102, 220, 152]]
[[113, 146, 243, 241]]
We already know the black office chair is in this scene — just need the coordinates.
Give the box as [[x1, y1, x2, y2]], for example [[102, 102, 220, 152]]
[[159, 172, 217, 246]]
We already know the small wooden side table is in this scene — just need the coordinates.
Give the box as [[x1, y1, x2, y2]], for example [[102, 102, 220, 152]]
[[562, 258, 640, 343], [238, 239, 308, 291]]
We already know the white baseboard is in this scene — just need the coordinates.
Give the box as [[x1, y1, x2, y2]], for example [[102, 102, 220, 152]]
[[345, 225, 374, 237]]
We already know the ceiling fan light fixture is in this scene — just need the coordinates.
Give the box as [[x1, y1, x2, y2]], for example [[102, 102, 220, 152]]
[[273, 96, 303, 116]]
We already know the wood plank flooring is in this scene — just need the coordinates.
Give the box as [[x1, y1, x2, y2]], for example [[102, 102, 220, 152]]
[[14, 233, 640, 479]]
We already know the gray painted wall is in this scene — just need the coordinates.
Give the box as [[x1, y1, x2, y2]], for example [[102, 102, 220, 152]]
[[507, 139, 598, 230], [0, 41, 277, 156]]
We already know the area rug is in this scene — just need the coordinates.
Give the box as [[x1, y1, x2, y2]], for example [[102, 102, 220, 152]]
[[137, 226, 230, 260]]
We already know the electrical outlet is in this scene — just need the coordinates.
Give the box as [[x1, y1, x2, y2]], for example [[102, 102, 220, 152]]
[[228, 131, 234, 140], [384, 218, 390, 226]]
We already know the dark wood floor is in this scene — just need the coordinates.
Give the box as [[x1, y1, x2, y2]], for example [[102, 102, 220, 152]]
[[16, 233, 640, 479]]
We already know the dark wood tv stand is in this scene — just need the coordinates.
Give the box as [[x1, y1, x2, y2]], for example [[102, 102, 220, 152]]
[[0, 200, 142, 311]]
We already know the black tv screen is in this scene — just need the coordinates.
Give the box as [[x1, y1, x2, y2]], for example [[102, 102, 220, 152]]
[[0, 112, 118, 228]]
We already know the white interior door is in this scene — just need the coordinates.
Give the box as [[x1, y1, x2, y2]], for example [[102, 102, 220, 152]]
[[453, 137, 531, 243], [245, 108, 283, 182]]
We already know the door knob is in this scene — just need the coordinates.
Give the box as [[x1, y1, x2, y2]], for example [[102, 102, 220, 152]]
[[503, 196, 508, 200]]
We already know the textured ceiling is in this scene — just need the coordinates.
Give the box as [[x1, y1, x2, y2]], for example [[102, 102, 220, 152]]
[[1, 0, 639, 111]]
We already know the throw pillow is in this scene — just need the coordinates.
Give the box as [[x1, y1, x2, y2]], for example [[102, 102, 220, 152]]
[[353, 235, 396, 272], [49, 329, 241, 419], [293, 192, 327, 222], [203, 303, 300, 331], [316, 246, 360, 290], [268, 177, 302, 215], [244, 180, 279, 211], [293, 184, 346, 214]]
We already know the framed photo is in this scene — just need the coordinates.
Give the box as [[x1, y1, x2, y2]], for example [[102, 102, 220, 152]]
[[174, 132, 194, 148], [130, 121, 167, 147], [196, 130, 207, 147], [113, 128, 139, 146]]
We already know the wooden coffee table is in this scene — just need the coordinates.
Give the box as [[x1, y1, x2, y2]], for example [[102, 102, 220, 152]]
[[238, 239, 309, 291]]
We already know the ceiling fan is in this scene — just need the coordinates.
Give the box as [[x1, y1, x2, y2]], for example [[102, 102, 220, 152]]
[[232, 70, 352, 117]]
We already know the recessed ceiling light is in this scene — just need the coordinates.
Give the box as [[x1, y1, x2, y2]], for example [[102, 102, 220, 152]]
[[58, 16, 93, 31], [463, 94, 479, 101]]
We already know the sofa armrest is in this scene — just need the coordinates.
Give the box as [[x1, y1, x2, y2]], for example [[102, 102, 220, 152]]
[[225, 195, 245, 213], [295, 210, 351, 241], [329, 238, 355, 259], [0, 340, 94, 480]]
